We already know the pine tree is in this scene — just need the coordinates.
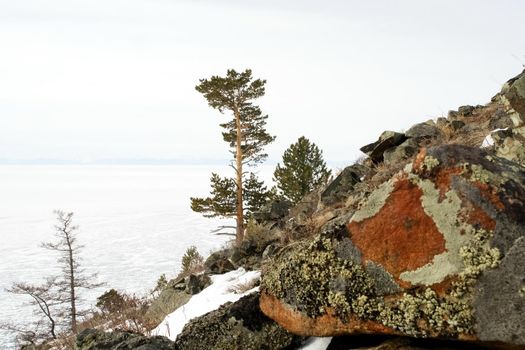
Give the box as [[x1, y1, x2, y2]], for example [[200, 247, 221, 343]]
[[191, 172, 271, 222], [192, 69, 275, 244], [273, 136, 331, 204]]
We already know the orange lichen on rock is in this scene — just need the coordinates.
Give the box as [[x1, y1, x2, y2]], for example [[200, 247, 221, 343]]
[[259, 293, 399, 337], [347, 178, 446, 283]]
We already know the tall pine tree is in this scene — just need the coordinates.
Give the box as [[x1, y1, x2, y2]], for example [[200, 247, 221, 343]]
[[273, 136, 331, 204], [191, 69, 275, 244]]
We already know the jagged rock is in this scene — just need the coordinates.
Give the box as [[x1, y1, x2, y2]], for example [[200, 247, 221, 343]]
[[488, 108, 515, 130], [260, 145, 525, 347], [502, 69, 525, 123], [185, 274, 211, 295], [174, 292, 302, 350], [360, 131, 407, 163], [383, 138, 419, 165], [450, 120, 466, 131], [253, 199, 292, 223], [204, 250, 236, 274], [405, 121, 443, 142], [492, 126, 525, 166], [76, 329, 175, 350], [458, 105, 475, 117], [287, 187, 322, 226], [321, 164, 370, 205]]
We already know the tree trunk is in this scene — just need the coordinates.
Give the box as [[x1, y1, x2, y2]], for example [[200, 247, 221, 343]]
[[66, 235, 77, 334], [234, 105, 244, 245]]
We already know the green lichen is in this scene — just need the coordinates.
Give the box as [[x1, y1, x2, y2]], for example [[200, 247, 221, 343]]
[[261, 235, 375, 318], [520, 286, 525, 298], [351, 179, 395, 223], [262, 226, 501, 338], [401, 175, 473, 285], [468, 164, 491, 184], [422, 156, 440, 171]]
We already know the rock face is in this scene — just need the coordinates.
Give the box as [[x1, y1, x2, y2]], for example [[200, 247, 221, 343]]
[[321, 164, 370, 205], [76, 329, 175, 350], [260, 145, 525, 347], [502, 69, 525, 123], [174, 292, 302, 350]]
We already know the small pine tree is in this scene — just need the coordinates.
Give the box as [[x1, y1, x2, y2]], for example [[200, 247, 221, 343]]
[[96, 289, 126, 314], [191, 172, 272, 222], [273, 136, 331, 204], [181, 246, 204, 275]]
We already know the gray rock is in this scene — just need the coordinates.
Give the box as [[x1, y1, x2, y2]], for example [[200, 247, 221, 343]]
[[360, 131, 407, 163], [253, 199, 292, 223], [488, 108, 515, 130], [502, 69, 525, 122], [204, 250, 236, 274], [492, 126, 525, 166], [383, 138, 419, 164], [364, 261, 402, 296], [185, 274, 211, 295], [473, 237, 525, 345], [174, 292, 302, 350], [457, 105, 475, 116], [450, 120, 465, 131], [321, 164, 370, 205], [405, 121, 443, 142], [76, 329, 175, 350]]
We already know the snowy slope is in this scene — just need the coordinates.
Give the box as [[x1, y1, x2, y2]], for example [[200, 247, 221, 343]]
[[152, 268, 260, 340]]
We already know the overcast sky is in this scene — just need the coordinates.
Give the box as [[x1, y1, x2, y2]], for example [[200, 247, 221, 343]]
[[1, 0, 524, 164]]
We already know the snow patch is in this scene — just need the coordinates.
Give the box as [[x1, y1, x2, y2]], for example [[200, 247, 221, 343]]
[[299, 337, 333, 350], [151, 268, 260, 340], [481, 127, 508, 148]]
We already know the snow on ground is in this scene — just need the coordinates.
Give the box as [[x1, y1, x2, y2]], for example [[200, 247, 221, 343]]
[[298, 337, 333, 350], [152, 268, 261, 340]]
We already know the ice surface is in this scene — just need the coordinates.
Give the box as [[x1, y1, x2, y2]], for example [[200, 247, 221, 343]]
[[0, 165, 273, 349]]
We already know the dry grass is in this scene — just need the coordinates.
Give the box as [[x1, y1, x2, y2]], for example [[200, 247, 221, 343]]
[[227, 278, 260, 294], [281, 217, 318, 245]]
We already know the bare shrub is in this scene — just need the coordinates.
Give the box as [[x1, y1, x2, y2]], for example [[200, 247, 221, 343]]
[[244, 219, 273, 251]]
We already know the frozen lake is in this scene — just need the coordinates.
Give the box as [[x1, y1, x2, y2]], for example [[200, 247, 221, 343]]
[[0, 165, 272, 348]]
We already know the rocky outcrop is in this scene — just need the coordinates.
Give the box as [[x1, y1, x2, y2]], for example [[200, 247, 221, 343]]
[[76, 329, 175, 350], [260, 145, 525, 347], [174, 292, 302, 350], [360, 131, 407, 163], [501, 69, 525, 124], [321, 164, 370, 205], [146, 274, 211, 324]]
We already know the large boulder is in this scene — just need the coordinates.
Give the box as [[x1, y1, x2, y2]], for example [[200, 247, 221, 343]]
[[204, 249, 236, 275], [76, 329, 175, 350], [174, 292, 302, 350], [404, 121, 443, 142], [253, 199, 292, 223], [260, 145, 525, 347]]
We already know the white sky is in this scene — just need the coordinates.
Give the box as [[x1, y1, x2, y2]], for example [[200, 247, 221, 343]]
[[1, 0, 524, 164]]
